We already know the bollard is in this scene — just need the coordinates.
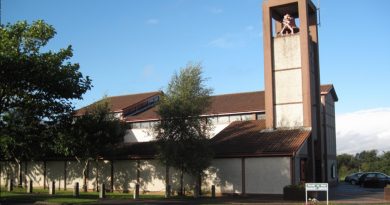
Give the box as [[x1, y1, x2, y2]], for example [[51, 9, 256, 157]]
[[194, 184, 199, 198], [165, 184, 171, 198], [133, 184, 140, 199], [99, 183, 105, 199], [73, 182, 79, 197], [211, 185, 216, 198], [27, 180, 33, 193], [7, 179, 13, 192], [49, 181, 55, 195]]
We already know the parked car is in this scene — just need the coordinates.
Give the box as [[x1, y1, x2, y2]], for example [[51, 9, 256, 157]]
[[345, 172, 364, 185], [357, 172, 390, 188]]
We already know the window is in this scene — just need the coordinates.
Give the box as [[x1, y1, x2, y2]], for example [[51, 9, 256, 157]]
[[331, 164, 336, 179], [241, 114, 252, 121], [218, 116, 229, 123], [132, 123, 140, 129], [140, 122, 150, 129], [229, 115, 241, 122]]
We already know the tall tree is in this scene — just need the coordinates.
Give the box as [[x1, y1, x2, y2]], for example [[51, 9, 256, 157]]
[[0, 20, 91, 184], [154, 63, 213, 196], [54, 97, 127, 191]]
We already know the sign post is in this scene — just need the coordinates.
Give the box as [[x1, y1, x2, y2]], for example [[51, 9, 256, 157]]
[[305, 183, 328, 205]]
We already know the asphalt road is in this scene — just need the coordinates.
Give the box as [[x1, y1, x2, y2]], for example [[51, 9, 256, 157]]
[[330, 182, 386, 203]]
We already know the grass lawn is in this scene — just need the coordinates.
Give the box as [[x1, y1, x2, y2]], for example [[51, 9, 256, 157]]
[[0, 186, 165, 204]]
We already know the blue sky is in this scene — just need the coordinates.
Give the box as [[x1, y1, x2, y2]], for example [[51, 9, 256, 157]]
[[3, 0, 390, 114], [4, 1, 390, 154]]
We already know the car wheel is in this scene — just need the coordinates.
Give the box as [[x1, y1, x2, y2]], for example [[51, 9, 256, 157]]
[[351, 180, 356, 185]]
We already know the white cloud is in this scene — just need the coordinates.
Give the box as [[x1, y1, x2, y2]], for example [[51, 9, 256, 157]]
[[208, 34, 245, 48], [336, 107, 390, 154], [146, 18, 159, 25]]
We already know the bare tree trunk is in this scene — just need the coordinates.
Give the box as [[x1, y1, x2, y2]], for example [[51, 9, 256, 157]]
[[95, 159, 99, 192], [82, 159, 89, 192], [14, 158, 22, 187]]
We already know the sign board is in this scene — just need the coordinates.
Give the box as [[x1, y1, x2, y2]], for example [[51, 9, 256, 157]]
[[305, 183, 328, 191], [305, 183, 329, 205]]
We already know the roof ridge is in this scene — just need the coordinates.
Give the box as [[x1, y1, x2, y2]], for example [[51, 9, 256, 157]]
[[108, 91, 161, 98], [212, 90, 264, 97]]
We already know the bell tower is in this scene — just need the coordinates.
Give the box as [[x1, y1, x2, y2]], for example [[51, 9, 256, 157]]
[[262, 0, 323, 182]]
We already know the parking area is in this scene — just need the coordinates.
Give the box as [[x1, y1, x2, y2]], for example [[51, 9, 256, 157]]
[[330, 182, 387, 203]]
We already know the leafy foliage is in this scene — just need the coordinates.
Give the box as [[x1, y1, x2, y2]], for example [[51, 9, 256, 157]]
[[338, 150, 390, 179], [154, 63, 213, 191], [55, 97, 127, 160], [0, 20, 92, 162]]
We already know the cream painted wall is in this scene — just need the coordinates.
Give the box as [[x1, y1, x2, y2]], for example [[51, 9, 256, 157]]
[[245, 157, 291, 194], [0, 162, 18, 186], [124, 129, 155, 142], [66, 161, 85, 189], [46, 161, 65, 189], [89, 160, 112, 190], [139, 160, 166, 192], [113, 160, 137, 191], [274, 69, 302, 104], [272, 35, 304, 129], [275, 103, 304, 127], [209, 123, 230, 138], [1, 157, 295, 194], [273, 35, 301, 70], [125, 122, 230, 143], [203, 158, 242, 194], [26, 161, 45, 187]]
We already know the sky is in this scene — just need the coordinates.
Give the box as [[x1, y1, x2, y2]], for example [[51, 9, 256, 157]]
[[3, 0, 390, 154]]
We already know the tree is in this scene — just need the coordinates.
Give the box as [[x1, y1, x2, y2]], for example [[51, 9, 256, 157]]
[[154, 63, 213, 196], [54, 97, 127, 191], [0, 20, 91, 185]]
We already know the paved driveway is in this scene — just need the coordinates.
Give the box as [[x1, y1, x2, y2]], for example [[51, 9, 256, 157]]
[[330, 182, 387, 203]]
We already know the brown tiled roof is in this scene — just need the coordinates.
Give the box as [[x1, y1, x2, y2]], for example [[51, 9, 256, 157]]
[[206, 91, 264, 115], [107, 120, 310, 159], [80, 84, 334, 120], [75, 91, 161, 116], [124, 91, 265, 122], [210, 120, 311, 157], [320, 84, 338, 101]]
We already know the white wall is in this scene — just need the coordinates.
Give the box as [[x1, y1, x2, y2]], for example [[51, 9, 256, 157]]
[[46, 161, 65, 189], [1, 157, 294, 194], [245, 157, 291, 194], [113, 160, 137, 192], [139, 160, 166, 192], [0, 161, 18, 186], [203, 158, 242, 194], [26, 161, 45, 187], [124, 129, 155, 142]]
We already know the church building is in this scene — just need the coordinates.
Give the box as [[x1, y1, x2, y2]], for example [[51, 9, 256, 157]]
[[1, 0, 338, 195]]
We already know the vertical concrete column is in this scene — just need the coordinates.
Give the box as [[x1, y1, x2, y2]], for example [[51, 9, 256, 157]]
[[7, 179, 13, 191], [99, 183, 105, 199], [133, 184, 139, 199], [73, 182, 79, 197], [49, 181, 55, 195], [27, 180, 33, 193]]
